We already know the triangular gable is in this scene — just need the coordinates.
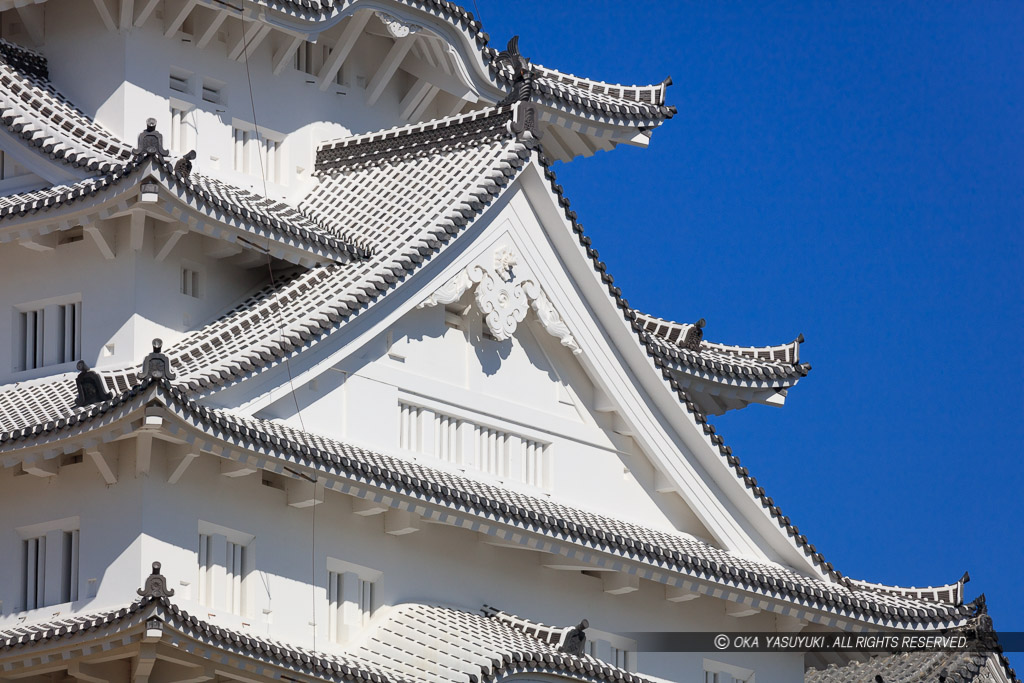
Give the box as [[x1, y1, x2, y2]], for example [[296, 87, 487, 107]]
[[216, 138, 825, 578]]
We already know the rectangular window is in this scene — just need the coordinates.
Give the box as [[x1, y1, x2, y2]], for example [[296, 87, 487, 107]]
[[170, 106, 192, 154], [197, 533, 212, 606], [226, 540, 245, 616], [397, 402, 551, 487], [18, 307, 44, 371], [433, 413, 460, 464], [169, 73, 191, 94], [16, 299, 81, 371], [21, 527, 79, 610], [263, 137, 280, 184], [702, 660, 754, 683], [327, 563, 379, 643], [294, 41, 329, 76], [233, 127, 250, 173], [522, 438, 548, 488], [169, 67, 193, 95], [201, 78, 224, 105], [474, 424, 510, 478], [398, 402, 426, 453], [197, 526, 252, 616], [181, 267, 200, 298], [56, 302, 81, 365]]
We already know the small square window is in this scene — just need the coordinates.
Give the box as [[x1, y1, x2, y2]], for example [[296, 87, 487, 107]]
[[181, 267, 200, 298]]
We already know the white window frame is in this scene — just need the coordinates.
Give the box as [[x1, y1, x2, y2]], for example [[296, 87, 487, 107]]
[[702, 659, 756, 683], [584, 628, 638, 673], [169, 99, 195, 154], [16, 517, 80, 611], [326, 558, 381, 642], [180, 263, 202, 299], [197, 522, 254, 616], [396, 395, 552, 489], [14, 294, 82, 373], [232, 119, 285, 184]]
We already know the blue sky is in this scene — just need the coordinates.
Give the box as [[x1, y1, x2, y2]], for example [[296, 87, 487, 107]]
[[478, 0, 1023, 660]]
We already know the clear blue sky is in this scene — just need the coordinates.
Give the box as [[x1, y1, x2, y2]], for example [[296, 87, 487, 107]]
[[477, 0, 1023, 661]]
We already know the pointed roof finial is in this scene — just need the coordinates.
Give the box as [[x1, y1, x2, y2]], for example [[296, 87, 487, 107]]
[[137, 561, 175, 599]]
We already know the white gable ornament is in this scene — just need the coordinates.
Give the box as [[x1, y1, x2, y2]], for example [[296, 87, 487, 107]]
[[375, 12, 422, 38], [419, 246, 582, 355]]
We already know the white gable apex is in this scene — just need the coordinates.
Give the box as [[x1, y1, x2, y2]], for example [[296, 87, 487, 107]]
[[231, 173, 825, 581]]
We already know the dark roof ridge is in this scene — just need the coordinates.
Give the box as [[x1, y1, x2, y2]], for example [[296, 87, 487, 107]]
[[0, 153, 369, 259], [315, 107, 515, 173], [0, 37, 48, 80], [0, 378, 976, 626], [636, 311, 808, 367]]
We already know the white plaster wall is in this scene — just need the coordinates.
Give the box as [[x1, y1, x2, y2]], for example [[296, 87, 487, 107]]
[[0, 448, 803, 683], [0, 222, 265, 383], [256, 301, 717, 543], [29, 2, 448, 204]]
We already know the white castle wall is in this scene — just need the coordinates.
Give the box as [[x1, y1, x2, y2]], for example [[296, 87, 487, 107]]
[[0, 450, 803, 683]]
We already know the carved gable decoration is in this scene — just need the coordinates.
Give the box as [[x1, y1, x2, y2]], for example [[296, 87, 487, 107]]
[[419, 245, 582, 355], [375, 12, 422, 38]]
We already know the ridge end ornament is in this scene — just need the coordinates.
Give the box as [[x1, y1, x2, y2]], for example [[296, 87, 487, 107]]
[[559, 619, 589, 656], [75, 361, 113, 407], [137, 561, 175, 599], [134, 118, 168, 158], [494, 36, 535, 106], [140, 338, 176, 381]]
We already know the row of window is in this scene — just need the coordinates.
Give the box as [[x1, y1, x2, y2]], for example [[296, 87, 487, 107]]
[[18, 522, 377, 644], [17, 521, 651, 672], [398, 402, 551, 488]]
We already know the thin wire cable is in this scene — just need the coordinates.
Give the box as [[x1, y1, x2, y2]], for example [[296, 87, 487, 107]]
[[239, 25, 319, 656]]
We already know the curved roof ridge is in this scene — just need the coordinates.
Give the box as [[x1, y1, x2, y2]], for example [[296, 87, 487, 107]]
[[635, 311, 807, 366], [0, 378, 977, 628], [0, 44, 133, 173], [314, 107, 515, 174], [848, 572, 971, 606], [0, 155, 369, 260]]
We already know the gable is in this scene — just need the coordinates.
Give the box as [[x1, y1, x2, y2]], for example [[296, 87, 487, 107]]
[[240, 180, 817, 573]]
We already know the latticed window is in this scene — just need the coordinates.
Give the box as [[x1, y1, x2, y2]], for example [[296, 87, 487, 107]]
[[21, 527, 79, 610], [327, 561, 379, 642], [198, 527, 251, 616], [15, 299, 81, 371]]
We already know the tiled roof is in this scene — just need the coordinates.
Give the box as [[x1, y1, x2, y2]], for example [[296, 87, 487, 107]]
[[636, 312, 810, 385], [146, 0, 672, 124], [0, 39, 134, 173], [0, 378, 977, 629], [0, 108, 529, 428], [165, 108, 530, 390], [805, 651, 990, 683], [0, 597, 649, 683], [488, 58, 674, 123], [0, 154, 367, 260]]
